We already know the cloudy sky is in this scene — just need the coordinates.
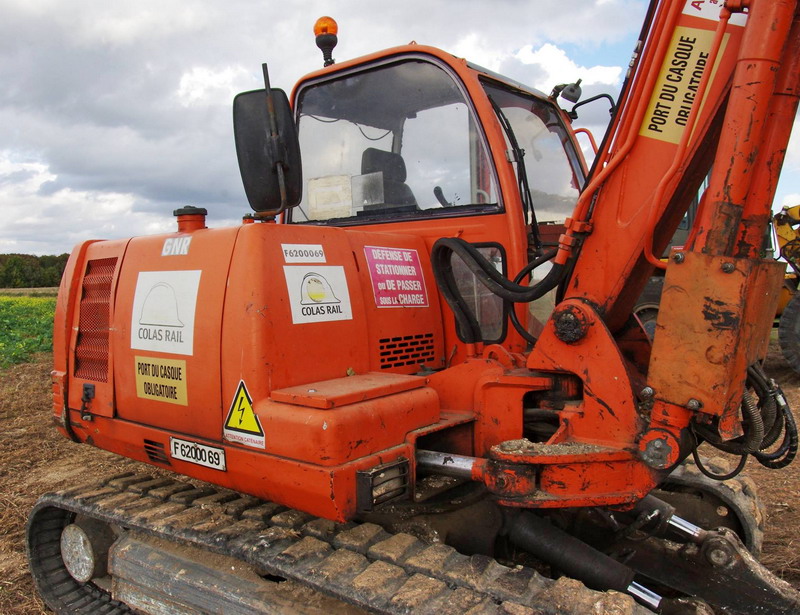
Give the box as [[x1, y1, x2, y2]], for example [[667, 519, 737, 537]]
[[1, 0, 797, 255]]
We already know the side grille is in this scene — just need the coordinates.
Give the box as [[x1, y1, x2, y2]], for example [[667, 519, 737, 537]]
[[144, 440, 171, 465], [378, 333, 435, 369], [73, 257, 117, 382]]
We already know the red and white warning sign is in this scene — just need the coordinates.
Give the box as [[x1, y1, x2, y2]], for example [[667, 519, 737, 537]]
[[682, 1, 746, 27], [364, 246, 428, 308]]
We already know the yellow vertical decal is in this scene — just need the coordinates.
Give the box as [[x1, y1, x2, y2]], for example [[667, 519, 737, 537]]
[[640, 27, 728, 144]]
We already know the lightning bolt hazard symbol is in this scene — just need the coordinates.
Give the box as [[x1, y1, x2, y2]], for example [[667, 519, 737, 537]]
[[236, 396, 247, 425], [223, 381, 264, 446]]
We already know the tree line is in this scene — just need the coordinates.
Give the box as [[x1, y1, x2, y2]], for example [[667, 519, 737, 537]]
[[0, 253, 70, 288]]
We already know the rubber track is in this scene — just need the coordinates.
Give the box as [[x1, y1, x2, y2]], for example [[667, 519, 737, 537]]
[[27, 471, 652, 615], [26, 504, 133, 615]]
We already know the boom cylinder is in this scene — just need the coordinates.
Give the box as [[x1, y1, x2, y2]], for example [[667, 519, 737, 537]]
[[735, 8, 800, 258], [688, 0, 798, 256]]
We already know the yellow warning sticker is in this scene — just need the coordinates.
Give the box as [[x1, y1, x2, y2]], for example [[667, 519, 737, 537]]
[[639, 26, 727, 144], [223, 381, 265, 449], [135, 356, 188, 405]]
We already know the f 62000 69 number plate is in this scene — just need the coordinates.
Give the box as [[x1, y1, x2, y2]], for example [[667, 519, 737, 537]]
[[169, 437, 226, 471]]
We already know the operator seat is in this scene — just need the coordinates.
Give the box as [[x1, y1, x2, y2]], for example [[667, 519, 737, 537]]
[[361, 148, 417, 206]]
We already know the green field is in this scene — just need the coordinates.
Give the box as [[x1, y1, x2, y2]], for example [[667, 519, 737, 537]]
[[0, 295, 56, 367]]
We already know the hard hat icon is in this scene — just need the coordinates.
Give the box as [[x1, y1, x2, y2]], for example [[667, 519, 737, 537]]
[[300, 273, 340, 304], [139, 282, 185, 327]]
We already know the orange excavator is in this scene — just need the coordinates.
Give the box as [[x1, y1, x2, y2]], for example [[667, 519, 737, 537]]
[[28, 1, 800, 613]]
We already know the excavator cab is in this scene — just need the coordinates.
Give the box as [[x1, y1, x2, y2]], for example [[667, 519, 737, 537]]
[[234, 52, 588, 353], [288, 55, 583, 229]]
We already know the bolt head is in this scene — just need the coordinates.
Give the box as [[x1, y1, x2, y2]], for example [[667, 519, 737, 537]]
[[707, 546, 732, 567], [640, 432, 678, 469], [721, 262, 735, 273], [553, 306, 589, 343], [672, 252, 685, 264]]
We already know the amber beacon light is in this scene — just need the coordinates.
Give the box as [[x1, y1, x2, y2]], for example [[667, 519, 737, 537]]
[[314, 16, 338, 67]]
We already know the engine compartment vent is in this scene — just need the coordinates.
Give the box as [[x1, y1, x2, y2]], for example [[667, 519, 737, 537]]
[[144, 440, 171, 465], [378, 333, 435, 369], [74, 257, 117, 382]]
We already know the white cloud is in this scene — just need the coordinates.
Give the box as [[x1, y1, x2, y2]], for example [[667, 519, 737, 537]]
[[0, 152, 172, 254], [0, 0, 797, 255], [774, 117, 800, 211], [780, 193, 800, 208], [177, 65, 251, 107], [450, 33, 508, 72], [74, 3, 210, 47], [515, 44, 623, 91], [784, 117, 800, 170]]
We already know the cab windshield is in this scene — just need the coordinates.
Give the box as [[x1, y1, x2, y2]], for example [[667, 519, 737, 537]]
[[291, 59, 500, 223]]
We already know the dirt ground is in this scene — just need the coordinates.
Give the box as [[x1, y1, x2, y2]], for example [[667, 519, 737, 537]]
[[1, 346, 799, 614]]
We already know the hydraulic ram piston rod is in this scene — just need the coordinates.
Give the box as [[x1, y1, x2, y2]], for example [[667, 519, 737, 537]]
[[416, 449, 478, 479]]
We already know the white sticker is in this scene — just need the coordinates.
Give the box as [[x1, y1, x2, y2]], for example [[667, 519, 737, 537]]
[[281, 243, 326, 263], [169, 437, 226, 471], [162, 236, 192, 256], [307, 175, 353, 220], [683, 0, 746, 27], [283, 266, 353, 324], [130, 270, 201, 355]]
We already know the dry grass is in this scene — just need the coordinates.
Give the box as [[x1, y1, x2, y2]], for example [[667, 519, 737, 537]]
[[0, 356, 147, 614], [0, 357, 58, 615], [753, 341, 800, 582]]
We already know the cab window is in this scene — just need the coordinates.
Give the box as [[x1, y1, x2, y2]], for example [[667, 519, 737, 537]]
[[292, 59, 500, 223]]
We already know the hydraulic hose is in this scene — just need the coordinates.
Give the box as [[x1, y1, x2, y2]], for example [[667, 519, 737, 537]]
[[514, 248, 559, 284], [693, 363, 798, 477], [508, 248, 559, 346], [431, 237, 564, 344], [696, 393, 763, 455], [431, 239, 484, 343], [433, 238, 565, 303], [747, 366, 781, 449], [754, 387, 798, 469]]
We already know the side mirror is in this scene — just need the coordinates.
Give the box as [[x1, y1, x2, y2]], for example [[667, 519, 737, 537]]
[[549, 80, 582, 103], [560, 79, 582, 104], [233, 87, 302, 214]]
